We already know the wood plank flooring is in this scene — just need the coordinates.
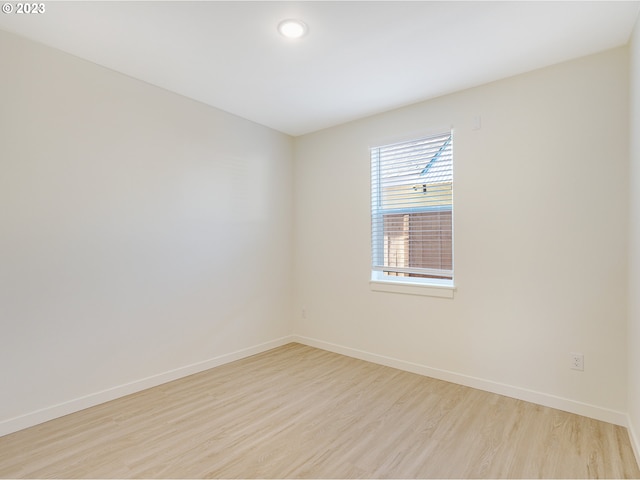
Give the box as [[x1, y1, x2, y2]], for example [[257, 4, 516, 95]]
[[0, 342, 638, 478]]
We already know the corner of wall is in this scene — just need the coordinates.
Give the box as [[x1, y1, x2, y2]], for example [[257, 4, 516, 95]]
[[628, 8, 640, 468]]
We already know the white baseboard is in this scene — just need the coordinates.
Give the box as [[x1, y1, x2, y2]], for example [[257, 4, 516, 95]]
[[292, 335, 628, 427], [0, 335, 296, 438], [2, 334, 630, 439], [628, 415, 640, 468]]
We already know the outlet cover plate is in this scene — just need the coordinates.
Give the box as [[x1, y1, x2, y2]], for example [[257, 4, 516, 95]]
[[570, 352, 584, 371]]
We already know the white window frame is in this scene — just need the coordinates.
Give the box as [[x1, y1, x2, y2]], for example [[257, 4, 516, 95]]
[[370, 131, 455, 298]]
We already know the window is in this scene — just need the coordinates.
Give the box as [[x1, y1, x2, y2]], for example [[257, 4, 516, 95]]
[[371, 131, 453, 288]]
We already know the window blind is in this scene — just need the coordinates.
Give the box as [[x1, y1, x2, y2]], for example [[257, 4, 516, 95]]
[[371, 132, 453, 281]]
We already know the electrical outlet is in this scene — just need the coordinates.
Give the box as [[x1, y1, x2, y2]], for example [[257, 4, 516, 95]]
[[301, 308, 307, 319], [570, 352, 584, 371]]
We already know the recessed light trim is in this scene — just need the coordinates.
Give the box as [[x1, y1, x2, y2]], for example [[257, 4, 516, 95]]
[[278, 19, 308, 39]]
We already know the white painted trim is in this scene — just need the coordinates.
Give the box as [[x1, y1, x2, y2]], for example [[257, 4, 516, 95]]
[[370, 280, 455, 298], [0, 335, 296, 438], [628, 414, 640, 469], [292, 335, 628, 427], [2, 334, 630, 440]]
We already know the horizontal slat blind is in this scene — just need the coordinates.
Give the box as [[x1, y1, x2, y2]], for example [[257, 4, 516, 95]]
[[371, 132, 453, 280]]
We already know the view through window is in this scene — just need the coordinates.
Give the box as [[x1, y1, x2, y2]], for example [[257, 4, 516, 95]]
[[371, 132, 453, 284]]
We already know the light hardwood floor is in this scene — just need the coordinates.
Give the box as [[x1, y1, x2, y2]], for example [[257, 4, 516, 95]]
[[1, 343, 639, 478]]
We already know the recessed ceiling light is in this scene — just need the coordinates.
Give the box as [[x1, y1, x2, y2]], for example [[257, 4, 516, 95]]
[[277, 19, 308, 39]]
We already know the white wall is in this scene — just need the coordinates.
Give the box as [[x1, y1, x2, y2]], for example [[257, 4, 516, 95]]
[[293, 47, 630, 423], [0, 29, 293, 433], [628, 13, 640, 461]]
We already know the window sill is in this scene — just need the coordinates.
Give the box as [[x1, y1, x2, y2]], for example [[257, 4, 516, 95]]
[[370, 279, 455, 298]]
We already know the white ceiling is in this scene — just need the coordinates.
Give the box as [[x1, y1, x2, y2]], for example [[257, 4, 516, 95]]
[[1, 1, 639, 136]]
